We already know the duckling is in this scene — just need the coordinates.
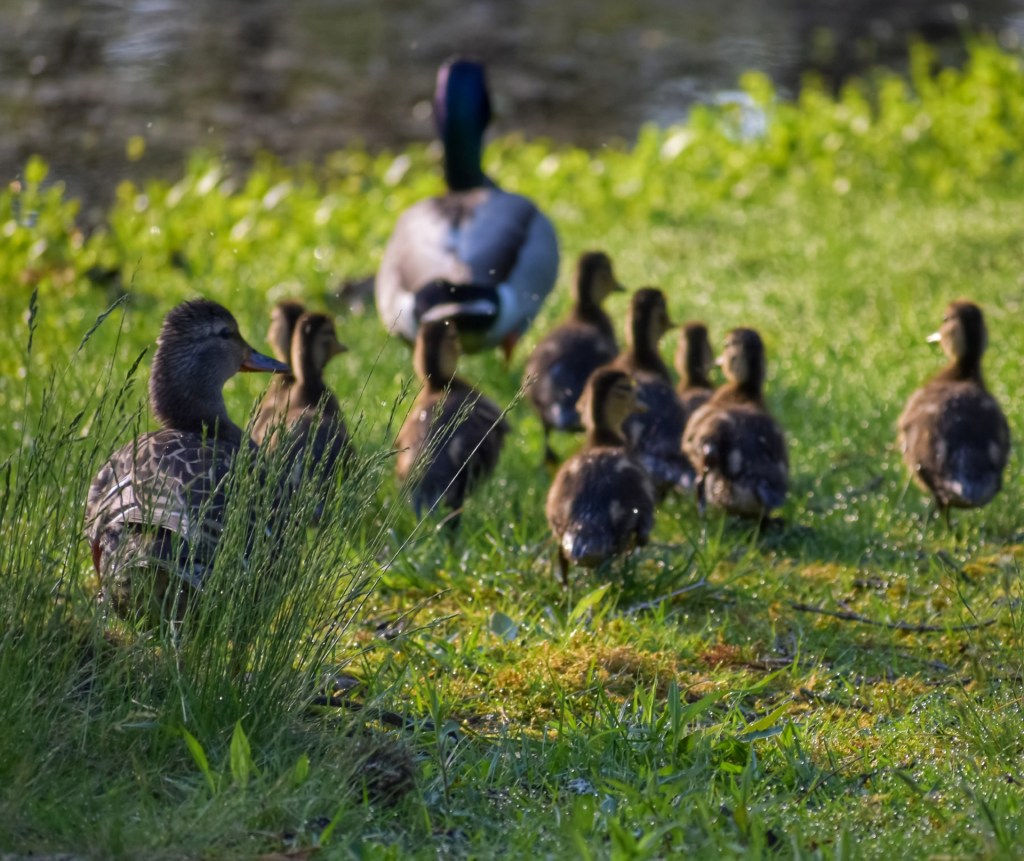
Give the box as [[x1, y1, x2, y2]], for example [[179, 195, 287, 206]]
[[676, 321, 716, 417], [395, 319, 509, 525], [611, 288, 689, 498], [898, 300, 1010, 522], [85, 298, 288, 622], [253, 312, 353, 511], [252, 299, 306, 446], [674, 321, 717, 489], [545, 367, 655, 584], [523, 251, 624, 464], [376, 58, 560, 360], [682, 327, 788, 520]]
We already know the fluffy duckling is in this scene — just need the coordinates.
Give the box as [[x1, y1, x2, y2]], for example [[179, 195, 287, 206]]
[[253, 312, 353, 507], [523, 251, 624, 464], [395, 319, 509, 524], [546, 367, 655, 583], [612, 288, 689, 498], [898, 300, 1010, 522], [683, 328, 788, 520], [376, 58, 559, 360], [268, 299, 306, 367], [674, 321, 717, 489], [675, 321, 716, 417], [85, 299, 288, 622], [252, 299, 306, 446]]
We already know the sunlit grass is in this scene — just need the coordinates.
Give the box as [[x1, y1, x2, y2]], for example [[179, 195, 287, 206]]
[[2, 40, 1024, 859]]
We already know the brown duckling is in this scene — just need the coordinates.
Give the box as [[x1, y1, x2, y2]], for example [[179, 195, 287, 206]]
[[254, 312, 353, 510], [523, 251, 625, 464], [395, 319, 509, 525], [252, 299, 306, 445], [683, 327, 788, 519], [85, 298, 288, 622], [612, 288, 689, 498], [898, 300, 1010, 522], [674, 321, 717, 490], [675, 321, 716, 417], [546, 367, 655, 583]]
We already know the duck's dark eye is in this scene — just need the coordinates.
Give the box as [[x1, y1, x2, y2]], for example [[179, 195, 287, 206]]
[[218, 327, 234, 339]]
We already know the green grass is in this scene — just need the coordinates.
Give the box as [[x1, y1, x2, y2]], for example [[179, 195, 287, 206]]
[[2, 40, 1024, 859]]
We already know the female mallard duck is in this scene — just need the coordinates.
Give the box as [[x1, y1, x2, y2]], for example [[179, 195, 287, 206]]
[[674, 321, 717, 489], [523, 250, 624, 464], [611, 288, 689, 498], [376, 58, 560, 360], [395, 319, 509, 524], [545, 367, 655, 584], [898, 300, 1010, 522], [85, 298, 288, 622], [252, 311, 353, 509], [682, 327, 788, 520]]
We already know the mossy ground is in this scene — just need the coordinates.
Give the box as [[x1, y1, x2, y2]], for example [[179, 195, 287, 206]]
[[1, 42, 1023, 860]]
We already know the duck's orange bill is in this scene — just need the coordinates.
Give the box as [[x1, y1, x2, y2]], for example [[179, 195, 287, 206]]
[[241, 349, 291, 373]]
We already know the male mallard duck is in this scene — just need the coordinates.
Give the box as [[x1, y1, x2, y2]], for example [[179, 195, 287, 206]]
[[85, 298, 288, 622], [611, 288, 689, 498], [683, 327, 788, 520], [376, 58, 560, 360], [545, 367, 655, 584], [252, 311, 353, 509], [674, 321, 717, 489], [898, 300, 1010, 522], [523, 250, 624, 464], [395, 319, 509, 524]]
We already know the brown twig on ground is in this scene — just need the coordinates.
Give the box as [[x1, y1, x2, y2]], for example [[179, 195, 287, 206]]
[[789, 602, 995, 633]]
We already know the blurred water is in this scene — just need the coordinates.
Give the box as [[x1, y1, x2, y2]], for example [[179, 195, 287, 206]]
[[1, 0, 1022, 211]]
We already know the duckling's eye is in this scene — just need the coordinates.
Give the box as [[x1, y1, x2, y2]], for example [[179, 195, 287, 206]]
[[218, 327, 234, 339]]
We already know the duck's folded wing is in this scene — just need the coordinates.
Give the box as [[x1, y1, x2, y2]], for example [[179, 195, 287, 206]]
[[87, 432, 233, 547]]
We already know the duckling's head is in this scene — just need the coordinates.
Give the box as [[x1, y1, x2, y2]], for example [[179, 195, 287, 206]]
[[676, 321, 714, 385], [718, 327, 766, 391], [929, 300, 987, 368], [575, 251, 625, 306], [150, 298, 288, 434], [414, 319, 461, 387], [578, 368, 642, 440], [292, 312, 347, 382], [628, 288, 675, 349], [267, 300, 306, 364], [434, 58, 491, 191]]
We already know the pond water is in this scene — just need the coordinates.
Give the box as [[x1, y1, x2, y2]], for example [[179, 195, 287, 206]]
[[1, 0, 1022, 211]]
